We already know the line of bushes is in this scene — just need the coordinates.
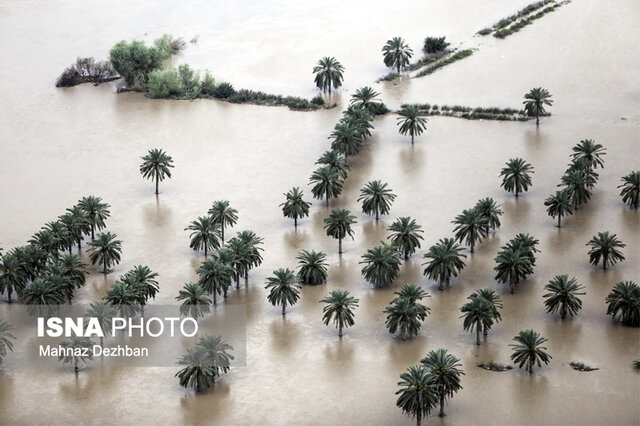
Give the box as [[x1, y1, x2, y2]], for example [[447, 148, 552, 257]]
[[408, 50, 450, 72], [414, 49, 473, 78], [400, 103, 533, 121], [477, 0, 555, 36], [494, 2, 568, 39]]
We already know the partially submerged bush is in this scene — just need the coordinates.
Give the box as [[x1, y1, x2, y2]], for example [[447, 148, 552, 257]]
[[415, 49, 473, 78], [569, 362, 598, 371], [370, 102, 390, 115], [311, 95, 325, 106], [200, 71, 216, 96], [213, 82, 236, 99], [109, 40, 164, 87], [147, 68, 183, 98], [477, 362, 512, 371], [423, 36, 450, 54], [55, 57, 117, 87]]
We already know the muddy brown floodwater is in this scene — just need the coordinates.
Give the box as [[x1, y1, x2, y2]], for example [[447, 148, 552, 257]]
[[0, 0, 639, 424]]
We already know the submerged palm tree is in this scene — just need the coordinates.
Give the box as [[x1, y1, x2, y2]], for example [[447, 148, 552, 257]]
[[460, 296, 493, 345], [197, 257, 232, 305], [384, 297, 425, 340], [23, 277, 65, 316], [310, 166, 343, 206], [383, 37, 413, 74], [296, 250, 328, 285], [324, 208, 357, 254], [421, 349, 464, 417], [329, 121, 363, 158], [316, 150, 350, 180], [360, 242, 402, 288], [560, 170, 592, 208], [618, 170, 640, 209], [422, 238, 467, 290], [350, 86, 381, 114], [320, 289, 359, 337], [494, 246, 533, 294], [140, 148, 174, 194], [388, 217, 424, 260], [185, 216, 221, 257], [544, 190, 574, 227], [0, 320, 16, 366], [280, 187, 311, 227], [586, 231, 625, 270], [84, 301, 116, 347], [543, 275, 585, 319], [470, 289, 503, 335], [58, 335, 94, 374], [571, 139, 606, 169], [358, 180, 396, 220], [236, 230, 264, 282], [196, 334, 234, 382], [127, 265, 159, 311], [104, 278, 141, 317], [176, 346, 216, 392], [0, 254, 27, 303], [60, 206, 91, 250], [509, 329, 552, 373], [88, 231, 122, 273], [523, 87, 553, 125], [500, 158, 534, 197], [313, 57, 344, 93], [397, 105, 427, 144], [265, 268, 301, 315], [605, 281, 640, 327], [342, 104, 373, 139], [395, 365, 438, 426], [176, 282, 212, 320], [474, 198, 503, 230], [208, 200, 238, 243], [77, 195, 111, 240], [452, 208, 489, 253]]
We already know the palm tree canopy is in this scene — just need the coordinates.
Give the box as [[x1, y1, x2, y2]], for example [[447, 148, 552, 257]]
[[280, 187, 312, 222], [500, 158, 534, 195], [316, 150, 350, 179], [77, 195, 111, 235], [310, 166, 343, 203], [420, 349, 465, 397], [185, 216, 222, 255], [397, 105, 427, 141], [360, 242, 402, 287], [0, 320, 16, 360], [87, 231, 122, 272], [543, 275, 585, 318], [523, 87, 553, 118], [605, 281, 640, 327], [140, 148, 174, 182], [0, 254, 28, 300], [321, 289, 359, 330], [350, 86, 382, 114], [452, 208, 489, 251], [296, 250, 328, 285], [385, 296, 426, 338], [422, 238, 467, 287], [618, 170, 640, 209], [208, 200, 239, 233], [197, 257, 233, 297], [586, 231, 625, 269], [265, 268, 301, 310], [329, 121, 363, 157], [509, 329, 552, 371], [388, 216, 424, 259], [196, 334, 234, 376], [474, 198, 503, 230], [460, 296, 494, 334], [395, 365, 438, 423], [323, 208, 357, 241], [358, 180, 396, 219], [175, 346, 216, 392], [544, 190, 574, 221], [382, 37, 413, 72], [176, 282, 212, 319], [571, 139, 605, 169], [312, 56, 344, 93]]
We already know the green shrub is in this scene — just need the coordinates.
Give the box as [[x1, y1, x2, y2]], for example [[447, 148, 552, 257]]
[[200, 71, 216, 96], [153, 34, 186, 59], [311, 95, 325, 106], [178, 64, 200, 93], [370, 102, 390, 115], [213, 82, 236, 99], [109, 40, 163, 87], [423, 36, 450, 54], [147, 68, 183, 98], [477, 28, 493, 36]]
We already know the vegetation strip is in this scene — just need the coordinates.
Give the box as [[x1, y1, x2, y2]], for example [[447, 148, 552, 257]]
[[399, 103, 540, 121], [477, 0, 570, 39], [569, 362, 598, 372], [414, 49, 473, 78], [477, 362, 513, 372]]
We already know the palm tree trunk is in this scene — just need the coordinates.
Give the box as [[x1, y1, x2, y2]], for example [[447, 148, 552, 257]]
[[416, 411, 421, 426], [557, 215, 561, 228], [438, 279, 444, 291], [294, 217, 297, 227], [529, 364, 533, 374], [77, 239, 82, 251], [338, 323, 343, 337], [439, 393, 445, 416], [221, 226, 225, 243], [338, 238, 343, 254], [411, 134, 414, 144], [536, 114, 540, 126], [155, 176, 159, 195], [103, 259, 107, 274], [282, 301, 286, 316], [470, 238, 475, 253], [68, 246, 72, 255], [476, 328, 481, 345], [510, 279, 515, 294], [74, 358, 79, 374], [325, 191, 329, 206], [100, 336, 104, 348], [516, 188, 520, 198], [213, 290, 217, 305], [603, 258, 607, 270], [204, 245, 208, 257], [7, 288, 12, 304], [236, 275, 240, 289], [375, 208, 379, 221]]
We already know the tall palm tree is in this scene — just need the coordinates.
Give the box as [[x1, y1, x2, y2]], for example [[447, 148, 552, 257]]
[[500, 158, 534, 197], [350, 86, 381, 114], [28, 230, 59, 260], [523, 87, 553, 125], [11, 245, 47, 282], [474, 198, 503, 230], [0, 254, 27, 303], [397, 105, 427, 144], [77, 195, 111, 240], [312, 56, 344, 93], [565, 157, 599, 189], [494, 246, 534, 294], [421, 349, 464, 417], [196, 334, 234, 382], [296, 250, 328, 285], [104, 279, 141, 317], [395, 365, 437, 426], [460, 296, 494, 345], [126, 265, 159, 311], [316, 150, 350, 179], [310, 166, 343, 206], [618, 170, 640, 209], [543, 275, 585, 319], [23, 277, 65, 316], [544, 190, 574, 227], [140, 148, 174, 194], [508, 233, 540, 267], [236, 230, 264, 282], [605, 281, 639, 327], [213, 247, 239, 297], [560, 170, 592, 208], [60, 253, 88, 289], [84, 301, 116, 347], [265, 268, 301, 315], [176, 282, 212, 320], [323, 208, 356, 254], [197, 257, 232, 305], [422, 238, 467, 290], [571, 139, 606, 169], [509, 329, 552, 373], [208, 200, 238, 243], [342, 105, 373, 139], [586, 231, 625, 270], [382, 37, 413, 74], [47, 262, 76, 304], [452, 208, 489, 253], [185, 216, 221, 257], [44, 220, 74, 255], [388, 217, 424, 260], [358, 180, 396, 221], [176, 346, 216, 392], [226, 237, 252, 289], [384, 297, 424, 340], [329, 122, 363, 158], [88, 231, 122, 274], [470, 289, 503, 335], [320, 289, 359, 337], [280, 187, 311, 227], [60, 206, 91, 251], [360, 242, 402, 288], [58, 335, 94, 374], [0, 320, 16, 366]]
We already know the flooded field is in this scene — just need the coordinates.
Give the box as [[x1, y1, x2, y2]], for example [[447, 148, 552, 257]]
[[0, 0, 638, 424]]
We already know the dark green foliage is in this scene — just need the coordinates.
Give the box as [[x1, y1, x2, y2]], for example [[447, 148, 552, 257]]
[[605, 281, 639, 327], [545, 190, 574, 227], [423, 238, 467, 290], [543, 275, 585, 319], [175, 347, 215, 392], [571, 139, 606, 169], [140, 148, 174, 194], [360, 242, 402, 288], [523, 87, 553, 124], [176, 282, 212, 320], [358, 180, 396, 220], [313, 57, 344, 93], [388, 217, 424, 259], [109, 39, 163, 87], [153, 34, 186, 58], [185, 216, 221, 257], [280, 187, 311, 227], [196, 334, 234, 380], [493, 2, 564, 39], [197, 257, 232, 305], [88, 231, 122, 274], [421, 349, 464, 417], [452, 208, 489, 253], [23, 277, 64, 316], [310, 166, 343, 206], [0, 254, 28, 303], [415, 49, 473, 78], [104, 275, 142, 317], [618, 170, 640, 209], [395, 365, 438, 425], [0, 320, 16, 366], [494, 243, 534, 294], [509, 329, 552, 373], [474, 198, 503, 230], [320, 289, 359, 337], [323, 208, 356, 254], [500, 158, 534, 196], [316, 150, 350, 180], [385, 284, 430, 340], [235, 230, 264, 280], [213, 82, 236, 99], [423, 37, 450, 54], [296, 250, 328, 285], [311, 95, 325, 106], [84, 301, 116, 347], [401, 103, 528, 121], [397, 105, 428, 143], [329, 121, 363, 157], [350, 86, 384, 115], [78, 195, 111, 240], [460, 296, 494, 345], [586, 231, 625, 270], [382, 37, 413, 74], [265, 268, 301, 315], [208, 200, 238, 242], [58, 335, 94, 373], [147, 68, 183, 98], [470, 288, 503, 335]]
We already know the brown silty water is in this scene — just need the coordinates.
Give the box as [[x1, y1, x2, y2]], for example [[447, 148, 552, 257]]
[[0, 0, 638, 424]]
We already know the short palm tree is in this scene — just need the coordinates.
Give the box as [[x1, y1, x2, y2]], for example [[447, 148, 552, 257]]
[[586, 231, 625, 270], [77, 195, 111, 240], [494, 246, 534, 294], [474, 198, 503, 230], [44, 220, 74, 255], [185, 216, 221, 257], [310, 166, 343, 206], [84, 301, 116, 347], [140, 148, 174, 194], [395, 365, 438, 426], [176, 282, 212, 320], [104, 279, 141, 317], [571, 139, 605, 169], [329, 121, 363, 158], [127, 265, 159, 311], [58, 335, 94, 373], [360, 242, 401, 288], [508, 233, 540, 266], [452, 208, 489, 253], [543, 275, 585, 319], [565, 157, 599, 189], [28, 230, 59, 259], [23, 277, 65, 316], [0, 320, 16, 366], [197, 257, 232, 305], [323, 208, 356, 254], [312, 56, 344, 93], [176, 346, 216, 392], [397, 105, 427, 144], [388, 217, 424, 260], [421, 349, 464, 417], [316, 150, 350, 179], [88, 231, 122, 274], [460, 296, 494, 345], [523, 87, 553, 125], [350, 86, 381, 114], [358, 180, 396, 220], [60, 206, 91, 250], [384, 297, 424, 340], [296, 250, 328, 285], [471, 289, 503, 335], [618, 170, 640, 209], [46, 262, 76, 304], [394, 283, 431, 307], [320, 289, 359, 337], [500, 158, 534, 197], [560, 170, 592, 208], [544, 190, 574, 227], [213, 247, 239, 295], [342, 105, 373, 139], [280, 187, 311, 227], [208, 200, 238, 243], [265, 268, 301, 315], [196, 334, 234, 382], [10, 245, 46, 282], [0, 254, 27, 303], [509, 329, 552, 373], [383, 37, 413, 73], [226, 238, 252, 289], [236, 230, 264, 282], [605, 281, 639, 327], [422, 238, 467, 290]]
